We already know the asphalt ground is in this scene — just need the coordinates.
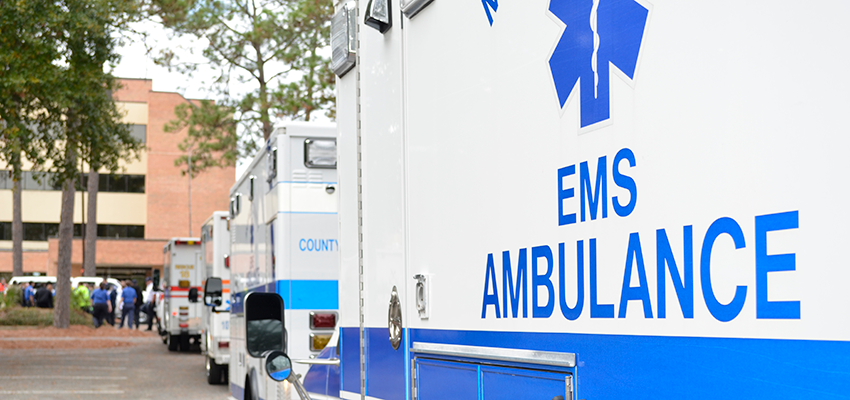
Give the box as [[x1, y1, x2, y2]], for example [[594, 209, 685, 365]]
[[0, 333, 231, 400]]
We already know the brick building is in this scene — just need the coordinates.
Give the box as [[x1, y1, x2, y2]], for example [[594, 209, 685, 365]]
[[0, 78, 234, 280]]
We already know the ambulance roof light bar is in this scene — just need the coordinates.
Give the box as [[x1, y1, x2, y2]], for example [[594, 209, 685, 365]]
[[331, 1, 356, 77], [400, 0, 434, 19]]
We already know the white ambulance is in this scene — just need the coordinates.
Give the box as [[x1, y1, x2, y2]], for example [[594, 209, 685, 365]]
[[160, 237, 203, 352], [200, 211, 232, 384], [329, 1, 850, 399], [214, 122, 339, 400]]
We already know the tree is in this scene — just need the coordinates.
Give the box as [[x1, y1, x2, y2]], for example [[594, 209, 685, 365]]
[[48, 0, 145, 327], [0, 0, 65, 277], [149, 0, 335, 176]]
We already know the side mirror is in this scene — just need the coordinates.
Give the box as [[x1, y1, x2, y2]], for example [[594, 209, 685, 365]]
[[264, 350, 313, 400], [245, 292, 285, 358], [265, 350, 292, 381], [188, 288, 199, 303], [203, 277, 222, 307], [152, 269, 160, 289]]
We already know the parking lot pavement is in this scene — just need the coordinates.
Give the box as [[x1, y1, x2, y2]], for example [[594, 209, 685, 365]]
[[0, 337, 231, 400]]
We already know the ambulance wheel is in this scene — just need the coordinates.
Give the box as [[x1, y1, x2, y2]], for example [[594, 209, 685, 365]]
[[206, 354, 225, 384], [179, 333, 190, 352], [167, 333, 179, 351]]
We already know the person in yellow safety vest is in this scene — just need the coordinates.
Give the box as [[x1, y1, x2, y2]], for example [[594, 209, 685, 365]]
[[74, 283, 92, 314]]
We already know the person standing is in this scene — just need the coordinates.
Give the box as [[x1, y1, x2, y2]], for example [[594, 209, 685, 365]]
[[132, 280, 143, 330], [23, 282, 34, 307], [107, 282, 117, 326], [35, 283, 53, 308], [119, 280, 137, 329], [74, 282, 92, 313], [141, 277, 156, 331], [90, 282, 112, 328], [0, 277, 6, 293]]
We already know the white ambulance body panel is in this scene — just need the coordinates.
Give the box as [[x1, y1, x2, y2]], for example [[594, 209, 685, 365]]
[[200, 211, 232, 382], [336, 1, 850, 399], [161, 238, 203, 351], [229, 122, 339, 400]]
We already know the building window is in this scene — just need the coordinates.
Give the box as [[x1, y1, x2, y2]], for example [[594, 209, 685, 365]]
[[0, 171, 145, 193], [130, 124, 147, 144], [0, 222, 144, 241]]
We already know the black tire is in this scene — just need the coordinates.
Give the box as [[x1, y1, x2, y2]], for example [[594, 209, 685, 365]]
[[167, 333, 179, 351], [206, 354, 225, 384], [244, 377, 253, 400], [179, 333, 190, 352]]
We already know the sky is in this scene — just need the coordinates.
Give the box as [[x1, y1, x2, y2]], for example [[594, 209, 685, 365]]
[[110, 22, 252, 178]]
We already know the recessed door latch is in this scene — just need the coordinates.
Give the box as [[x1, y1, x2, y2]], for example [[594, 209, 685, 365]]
[[414, 274, 429, 319]]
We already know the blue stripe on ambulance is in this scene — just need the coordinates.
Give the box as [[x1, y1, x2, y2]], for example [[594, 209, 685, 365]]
[[340, 327, 850, 400], [231, 280, 339, 314]]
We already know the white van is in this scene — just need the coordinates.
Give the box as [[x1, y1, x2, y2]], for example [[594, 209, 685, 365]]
[[71, 277, 121, 289]]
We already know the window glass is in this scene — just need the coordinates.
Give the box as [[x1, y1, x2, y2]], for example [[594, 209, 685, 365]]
[[0, 171, 7, 190], [0, 222, 10, 240], [127, 175, 145, 193], [98, 173, 110, 192], [130, 125, 147, 144], [24, 223, 45, 241], [97, 224, 108, 237], [105, 225, 126, 238], [127, 225, 144, 238], [44, 223, 59, 239]]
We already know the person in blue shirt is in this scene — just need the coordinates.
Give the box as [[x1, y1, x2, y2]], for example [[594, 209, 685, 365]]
[[90, 282, 112, 328], [23, 282, 34, 307], [119, 280, 137, 329]]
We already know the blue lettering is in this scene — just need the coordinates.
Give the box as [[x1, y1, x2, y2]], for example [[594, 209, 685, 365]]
[[589, 239, 614, 318], [558, 165, 577, 226], [656, 227, 694, 319], [558, 241, 584, 320], [618, 232, 653, 318], [756, 211, 800, 319], [503, 249, 528, 318], [612, 148, 637, 217], [481, 253, 501, 319], [481, 0, 498, 26], [299, 239, 307, 251], [701, 217, 747, 322], [532, 245, 555, 318], [580, 156, 608, 222], [307, 239, 314, 251]]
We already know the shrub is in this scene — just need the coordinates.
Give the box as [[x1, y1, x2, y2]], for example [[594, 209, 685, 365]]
[[1, 286, 22, 309], [0, 306, 92, 327]]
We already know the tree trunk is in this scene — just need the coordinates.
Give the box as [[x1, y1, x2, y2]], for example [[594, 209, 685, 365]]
[[84, 167, 98, 277], [12, 176, 23, 276], [54, 154, 76, 329]]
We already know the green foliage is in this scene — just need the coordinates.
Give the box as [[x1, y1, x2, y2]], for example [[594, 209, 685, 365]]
[[150, 0, 335, 176], [0, 306, 92, 327], [166, 100, 238, 174], [1, 286, 23, 309]]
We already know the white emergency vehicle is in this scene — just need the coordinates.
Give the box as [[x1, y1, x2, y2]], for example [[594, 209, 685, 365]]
[[200, 211, 232, 384], [160, 237, 203, 352], [331, 1, 850, 399], [215, 122, 340, 400]]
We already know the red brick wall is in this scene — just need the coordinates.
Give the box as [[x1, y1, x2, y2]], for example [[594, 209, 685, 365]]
[[9, 78, 235, 275], [0, 251, 48, 274], [46, 238, 168, 276], [145, 90, 234, 239]]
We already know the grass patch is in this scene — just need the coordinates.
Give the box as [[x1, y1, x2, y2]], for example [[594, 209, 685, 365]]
[[0, 306, 93, 327]]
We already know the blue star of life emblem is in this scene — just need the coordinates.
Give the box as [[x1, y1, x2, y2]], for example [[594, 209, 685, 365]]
[[549, 0, 649, 128]]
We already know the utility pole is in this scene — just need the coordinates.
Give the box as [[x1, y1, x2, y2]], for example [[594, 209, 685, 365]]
[[187, 148, 193, 237], [80, 168, 86, 274]]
